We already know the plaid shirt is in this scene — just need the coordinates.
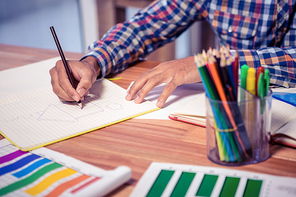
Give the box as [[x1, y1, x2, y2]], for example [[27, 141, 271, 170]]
[[84, 0, 296, 88]]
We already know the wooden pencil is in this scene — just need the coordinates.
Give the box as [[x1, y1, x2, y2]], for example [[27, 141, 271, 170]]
[[50, 26, 82, 109]]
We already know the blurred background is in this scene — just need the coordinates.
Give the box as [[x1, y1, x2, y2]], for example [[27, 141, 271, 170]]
[[0, 0, 216, 61]]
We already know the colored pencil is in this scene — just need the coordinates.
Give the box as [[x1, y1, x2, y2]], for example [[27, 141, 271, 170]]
[[208, 53, 252, 160], [195, 54, 230, 161]]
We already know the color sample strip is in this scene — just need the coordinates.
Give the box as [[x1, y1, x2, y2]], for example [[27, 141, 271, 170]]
[[71, 176, 100, 194], [196, 174, 218, 196], [45, 174, 92, 196], [25, 168, 77, 195], [13, 158, 51, 178], [0, 154, 40, 176], [170, 172, 196, 197], [0, 150, 27, 164], [219, 176, 240, 197], [0, 162, 62, 195], [146, 170, 175, 197], [243, 179, 262, 197]]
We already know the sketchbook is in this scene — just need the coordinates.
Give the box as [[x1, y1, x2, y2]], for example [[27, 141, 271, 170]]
[[0, 139, 131, 196], [0, 57, 159, 151], [169, 92, 296, 148], [130, 162, 296, 197]]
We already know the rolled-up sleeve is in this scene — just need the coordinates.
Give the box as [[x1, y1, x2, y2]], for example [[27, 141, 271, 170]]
[[81, 0, 202, 78]]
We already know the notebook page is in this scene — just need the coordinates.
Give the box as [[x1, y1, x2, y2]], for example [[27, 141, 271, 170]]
[[0, 57, 60, 105], [274, 118, 296, 138], [0, 60, 158, 151], [172, 93, 206, 117], [270, 99, 296, 134]]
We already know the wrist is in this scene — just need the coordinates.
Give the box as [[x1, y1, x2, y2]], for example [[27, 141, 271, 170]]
[[81, 56, 101, 77]]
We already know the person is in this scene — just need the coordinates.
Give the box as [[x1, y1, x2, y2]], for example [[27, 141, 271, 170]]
[[50, 0, 296, 108]]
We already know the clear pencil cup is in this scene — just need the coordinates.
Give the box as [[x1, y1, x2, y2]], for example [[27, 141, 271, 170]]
[[205, 86, 272, 166]]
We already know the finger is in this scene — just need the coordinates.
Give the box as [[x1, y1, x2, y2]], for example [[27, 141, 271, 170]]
[[55, 61, 81, 102], [76, 67, 96, 99], [155, 67, 189, 107], [156, 78, 179, 107], [133, 73, 165, 104], [126, 63, 171, 101], [50, 66, 74, 101], [125, 81, 135, 100], [125, 72, 150, 101]]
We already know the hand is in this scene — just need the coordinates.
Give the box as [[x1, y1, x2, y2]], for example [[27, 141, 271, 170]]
[[49, 56, 101, 102], [125, 56, 201, 108]]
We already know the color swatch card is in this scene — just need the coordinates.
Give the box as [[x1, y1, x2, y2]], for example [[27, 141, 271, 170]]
[[0, 57, 159, 151], [0, 139, 131, 196], [130, 162, 296, 197]]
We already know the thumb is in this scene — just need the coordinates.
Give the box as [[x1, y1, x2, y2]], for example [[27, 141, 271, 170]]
[[76, 76, 94, 98], [77, 87, 88, 98]]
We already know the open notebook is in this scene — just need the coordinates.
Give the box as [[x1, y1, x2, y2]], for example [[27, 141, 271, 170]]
[[0, 57, 159, 151], [169, 93, 296, 148]]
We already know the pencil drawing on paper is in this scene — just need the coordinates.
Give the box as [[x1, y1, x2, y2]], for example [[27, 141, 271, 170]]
[[2, 93, 124, 123], [37, 95, 124, 123]]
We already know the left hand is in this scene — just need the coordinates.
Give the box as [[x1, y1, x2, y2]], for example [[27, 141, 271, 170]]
[[125, 56, 201, 107]]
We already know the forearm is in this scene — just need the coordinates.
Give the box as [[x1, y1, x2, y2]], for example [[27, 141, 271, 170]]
[[82, 0, 202, 78]]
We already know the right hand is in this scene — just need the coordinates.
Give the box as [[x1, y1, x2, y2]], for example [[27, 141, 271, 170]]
[[49, 56, 101, 102], [125, 56, 201, 108]]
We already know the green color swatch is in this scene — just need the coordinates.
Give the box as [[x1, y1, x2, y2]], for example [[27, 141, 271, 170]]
[[243, 179, 262, 197], [171, 172, 196, 197], [196, 174, 218, 196], [219, 176, 240, 197], [146, 170, 174, 197]]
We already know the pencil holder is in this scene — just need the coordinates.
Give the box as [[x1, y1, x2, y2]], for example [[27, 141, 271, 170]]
[[205, 86, 272, 166]]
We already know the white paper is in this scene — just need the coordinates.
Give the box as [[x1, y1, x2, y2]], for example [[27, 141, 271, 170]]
[[136, 82, 205, 119]]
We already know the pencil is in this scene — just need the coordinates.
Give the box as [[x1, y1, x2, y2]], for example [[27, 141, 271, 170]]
[[50, 26, 82, 109], [197, 54, 237, 162], [208, 54, 249, 161], [226, 52, 237, 99], [219, 52, 235, 101], [211, 48, 222, 81], [194, 54, 229, 161]]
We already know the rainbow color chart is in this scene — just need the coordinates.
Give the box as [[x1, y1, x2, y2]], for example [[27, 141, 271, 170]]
[[130, 162, 296, 197], [0, 139, 131, 196]]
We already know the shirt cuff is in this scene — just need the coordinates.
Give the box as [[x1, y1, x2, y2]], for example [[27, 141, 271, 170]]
[[80, 48, 113, 79]]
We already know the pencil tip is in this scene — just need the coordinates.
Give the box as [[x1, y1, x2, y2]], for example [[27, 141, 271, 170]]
[[78, 100, 83, 109]]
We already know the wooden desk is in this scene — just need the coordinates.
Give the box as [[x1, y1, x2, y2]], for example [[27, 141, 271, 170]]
[[1, 44, 296, 196]]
